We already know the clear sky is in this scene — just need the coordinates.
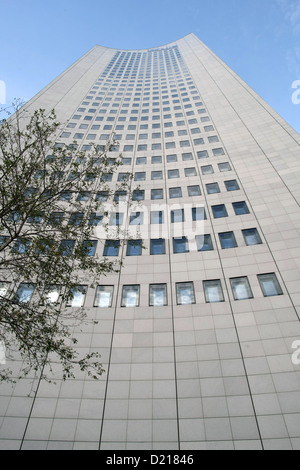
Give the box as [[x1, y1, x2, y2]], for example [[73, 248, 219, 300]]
[[0, 0, 299, 132]]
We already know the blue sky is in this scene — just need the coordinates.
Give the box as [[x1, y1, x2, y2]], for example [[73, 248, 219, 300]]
[[0, 0, 299, 132]]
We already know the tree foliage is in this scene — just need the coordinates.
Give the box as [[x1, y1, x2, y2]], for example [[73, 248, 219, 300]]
[[0, 102, 131, 383]]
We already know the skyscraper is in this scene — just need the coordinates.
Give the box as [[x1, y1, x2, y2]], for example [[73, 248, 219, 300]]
[[1, 33, 300, 450]]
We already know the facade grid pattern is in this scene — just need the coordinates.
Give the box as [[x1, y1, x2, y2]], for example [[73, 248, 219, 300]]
[[0, 34, 300, 450]]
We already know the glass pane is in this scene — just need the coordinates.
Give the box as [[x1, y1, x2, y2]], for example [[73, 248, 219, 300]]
[[212, 204, 228, 219], [68, 286, 87, 307], [230, 277, 253, 300], [121, 285, 140, 307], [192, 207, 206, 220], [176, 282, 195, 305], [59, 240, 75, 256], [219, 232, 237, 249], [151, 189, 163, 200], [206, 183, 220, 194], [196, 235, 213, 251], [173, 237, 189, 253], [126, 240, 142, 256], [129, 212, 143, 225], [225, 180, 240, 191], [150, 239, 166, 255], [203, 280, 224, 303], [233, 202, 250, 215], [82, 240, 97, 256], [171, 209, 184, 223], [103, 240, 120, 256], [149, 284, 167, 306], [258, 273, 283, 297], [94, 286, 114, 307], [188, 185, 201, 196], [15, 283, 35, 303], [43, 285, 61, 304], [151, 211, 164, 224], [242, 228, 262, 246]]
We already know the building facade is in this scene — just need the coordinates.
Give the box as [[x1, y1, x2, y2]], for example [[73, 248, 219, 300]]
[[1, 33, 300, 450]]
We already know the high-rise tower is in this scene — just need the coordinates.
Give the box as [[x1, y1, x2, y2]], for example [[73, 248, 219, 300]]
[[1, 33, 300, 450]]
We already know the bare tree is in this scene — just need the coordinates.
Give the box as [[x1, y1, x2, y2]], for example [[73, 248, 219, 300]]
[[0, 102, 132, 382]]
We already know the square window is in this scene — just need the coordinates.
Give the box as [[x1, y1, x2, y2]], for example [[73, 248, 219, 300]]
[[96, 191, 109, 202], [206, 183, 220, 194], [214, 147, 227, 155], [126, 240, 142, 256], [180, 140, 190, 148], [167, 154, 177, 163], [218, 162, 231, 172], [121, 285, 140, 307], [68, 212, 84, 226], [201, 165, 214, 175], [129, 212, 143, 225], [59, 191, 73, 201], [208, 135, 219, 143], [14, 283, 35, 304], [150, 239, 166, 255], [188, 185, 201, 197], [233, 201, 250, 215], [225, 179, 240, 191], [182, 152, 193, 161], [203, 280, 224, 303], [136, 157, 147, 165], [132, 189, 145, 201], [94, 285, 114, 308], [151, 171, 163, 180], [82, 240, 98, 256], [152, 156, 162, 164], [173, 237, 189, 253], [197, 150, 209, 159], [258, 273, 283, 297], [109, 213, 124, 226], [149, 284, 167, 306], [230, 277, 253, 300], [196, 234, 214, 251], [89, 213, 103, 226], [169, 187, 182, 198], [166, 142, 176, 149], [118, 173, 130, 182], [134, 172, 146, 181], [184, 167, 197, 177], [192, 207, 206, 220], [171, 209, 184, 223], [176, 282, 195, 305], [114, 190, 127, 202], [212, 204, 228, 219], [242, 228, 262, 246], [43, 285, 61, 304], [168, 169, 179, 179], [12, 238, 31, 254], [101, 173, 112, 182], [59, 240, 75, 256], [67, 286, 87, 307], [219, 231, 238, 249], [194, 138, 204, 146], [103, 240, 120, 256], [151, 189, 164, 200], [151, 211, 164, 224]]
